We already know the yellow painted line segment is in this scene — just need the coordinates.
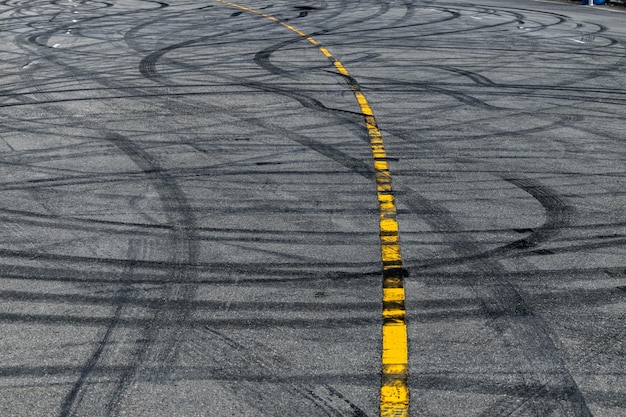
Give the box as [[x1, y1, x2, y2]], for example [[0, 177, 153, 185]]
[[215, 2, 408, 416]]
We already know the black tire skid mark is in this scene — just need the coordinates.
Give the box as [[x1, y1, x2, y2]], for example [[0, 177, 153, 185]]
[[355, 32, 624, 108], [0, 143, 135, 174], [5, 4, 205, 411], [105, 132, 200, 367], [58, 287, 136, 417], [356, 13, 622, 108], [557, 116, 626, 159], [254, 36, 318, 78], [0, 288, 384, 314], [396, 179, 592, 416], [123, 4, 213, 53], [132, 5, 288, 82], [408, 265, 626, 289], [348, 52, 499, 109], [324, 0, 462, 36], [532, 235, 626, 258], [138, 36, 216, 81], [138, 4, 587, 417], [253, 0, 390, 78], [137, 34, 365, 118], [374, 2, 461, 32], [305, 4, 462, 38], [131, 4, 381, 415], [498, 8, 566, 35], [145, 0, 170, 9], [0, 313, 377, 335], [0, 257, 623, 291], [470, 7, 626, 88], [399, 176, 573, 269], [3, 4, 596, 416], [49, 132, 200, 416], [369, 76, 498, 109], [446, 84, 626, 108], [136, 6, 588, 414], [383, 5, 525, 39], [499, 178, 573, 252], [0, 254, 378, 286], [426, 65, 497, 87], [387, 113, 577, 147], [14, 0, 170, 49], [0, 197, 381, 246], [0, 234, 379, 274], [109, 127, 371, 417], [370, 85, 589, 411], [184, 327, 372, 417]]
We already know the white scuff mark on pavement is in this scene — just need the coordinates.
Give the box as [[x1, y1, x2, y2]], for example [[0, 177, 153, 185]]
[[22, 60, 39, 69]]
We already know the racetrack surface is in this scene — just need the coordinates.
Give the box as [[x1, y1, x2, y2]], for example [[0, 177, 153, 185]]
[[0, 0, 625, 416]]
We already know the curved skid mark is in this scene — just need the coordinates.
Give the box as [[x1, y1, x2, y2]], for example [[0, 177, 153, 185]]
[[57, 286, 142, 417], [10, 11, 210, 411], [400, 189, 593, 416], [14, 52, 203, 412], [252, 1, 391, 77], [197, 328, 372, 416], [52, 132, 200, 415], [383, 162, 592, 415], [3, 0, 614, 415], [404, 176, 574, 270], [134, 27, 365, 117], [139, 37, 211, 81], [501, 177, 574, 251], [430, 65, 497, 86], [361, 75, 499, 109], [214, 1, 409, 415]]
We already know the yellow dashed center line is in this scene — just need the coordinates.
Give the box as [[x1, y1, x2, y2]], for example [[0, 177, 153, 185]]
[[215, 2, 409, 415]]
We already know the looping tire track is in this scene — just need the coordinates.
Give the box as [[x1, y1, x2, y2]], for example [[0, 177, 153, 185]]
[[2, 0, 622, 416], [129, 5, 380, 416], [403, 176, 575, 270], [252, 0, 391, 78], [55, 131, 200, 416], [118, 2, 595, 416], [344, 5, 596, 413], [7, 3, 204, 412], [398, 175, 592, 416]]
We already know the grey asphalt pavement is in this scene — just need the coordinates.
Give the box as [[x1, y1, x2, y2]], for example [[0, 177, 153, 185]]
[[0, 0, 624, 416]]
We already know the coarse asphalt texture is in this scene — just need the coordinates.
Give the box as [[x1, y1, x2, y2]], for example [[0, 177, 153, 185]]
[[0, 0, 624, 416]]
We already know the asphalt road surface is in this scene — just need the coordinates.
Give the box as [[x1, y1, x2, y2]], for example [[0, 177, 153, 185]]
[[0, 0, 625, 416]]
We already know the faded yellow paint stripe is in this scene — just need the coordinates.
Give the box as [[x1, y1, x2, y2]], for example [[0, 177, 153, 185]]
[[214, 2, 409, 416], [382, 323, 408, 364]]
